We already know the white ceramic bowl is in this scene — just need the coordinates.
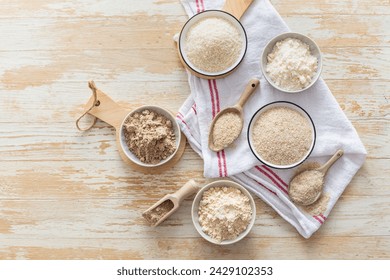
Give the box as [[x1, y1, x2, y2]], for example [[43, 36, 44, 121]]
[[191, 180, 256, 245], [247, 101, 316, 169], [261, 32, 323, 93], [179, 10, 247, 78], [119, 105, 181, 168]]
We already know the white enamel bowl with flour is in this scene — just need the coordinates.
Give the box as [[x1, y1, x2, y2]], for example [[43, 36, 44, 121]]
[[191, 180, 256, 245], [248, 101, 316, 169], [261, 32, 323, 93], [179, 10, 247, 78], [119, 105, 181, 168]]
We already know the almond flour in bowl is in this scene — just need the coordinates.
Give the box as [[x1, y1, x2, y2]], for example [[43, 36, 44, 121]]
[[248, 101, 316, 169]]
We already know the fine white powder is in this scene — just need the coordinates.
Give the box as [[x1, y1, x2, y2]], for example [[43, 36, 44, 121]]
[[198, 186, 252, 242], [185, 17, 243, 73], [266, 38, 318, 91]]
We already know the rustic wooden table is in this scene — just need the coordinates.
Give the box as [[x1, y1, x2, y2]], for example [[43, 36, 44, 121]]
[[0, 0, 388, 259]]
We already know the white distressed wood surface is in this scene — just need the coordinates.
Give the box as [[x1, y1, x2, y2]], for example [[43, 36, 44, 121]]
[[0, 0, 389, 259]]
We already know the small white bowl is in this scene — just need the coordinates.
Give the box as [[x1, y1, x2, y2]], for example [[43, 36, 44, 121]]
[[247, 101, 316, 169], [119, 105, 181, 168], [179, 10, 247, 78], [261, 32, 323, 93], [191, 180, 256, 245]]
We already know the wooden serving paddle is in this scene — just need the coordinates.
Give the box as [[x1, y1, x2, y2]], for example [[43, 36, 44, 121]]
[[76, 82, 186, 174]]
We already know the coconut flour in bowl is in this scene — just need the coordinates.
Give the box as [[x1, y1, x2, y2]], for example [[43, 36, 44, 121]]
[[266, 37, 318, 91]]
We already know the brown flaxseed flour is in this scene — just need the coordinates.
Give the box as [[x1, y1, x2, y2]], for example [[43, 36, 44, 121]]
[[212, 112, 242, 150], [143, 200, 174, 225], [252, 107, 312, 166], [123, 110, 176, 164], [198, 186, 252, 242]]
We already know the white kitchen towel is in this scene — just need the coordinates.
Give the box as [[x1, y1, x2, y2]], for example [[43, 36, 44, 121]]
[[176, 0, 367, 238]]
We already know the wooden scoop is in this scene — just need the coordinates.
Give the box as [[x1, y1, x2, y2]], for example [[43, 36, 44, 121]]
[[223, 0, 254, 20], [208, 78, 260, 152], [142, 179, 200, 227], [289, 149, 344, 206]]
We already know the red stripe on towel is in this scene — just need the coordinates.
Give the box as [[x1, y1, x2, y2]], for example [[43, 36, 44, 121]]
[[217, 152, 223, 177], [208, 80, 216, 118], [192, 103, 197, 115], [262, 164, 289, 188], [208, 79, 223, 177], [200, 0, 205, 12], [213, 79, 227, 177], [313, 216, 324, 224], [221, 150, 227, 177], [195, 0, 200, 13], [242, 173, 277, 196], [176, 114, 191, 131], [320, 214, 327, 220], [255, 166, 288, 195], [212, 80, 220, 113]]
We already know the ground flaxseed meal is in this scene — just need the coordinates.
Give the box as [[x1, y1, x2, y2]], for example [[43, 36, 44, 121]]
[[143, 200, 174, 225], [123, 109, 176, 164], [212, 112, 242, 150], [198, 186, 252, 242], [185, 17, 243, 73], [252, 106, 313, 166]]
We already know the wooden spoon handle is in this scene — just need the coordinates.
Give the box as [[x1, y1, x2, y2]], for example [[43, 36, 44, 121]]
[[318, 149, 344, 174], [171, 179, 200, 204], [223, 0, 254, 20], [237, 78, 260, 108], [84, 85, 129, 130]]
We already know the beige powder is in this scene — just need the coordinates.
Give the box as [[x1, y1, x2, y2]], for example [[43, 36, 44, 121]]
[[303, 193, 330, 216], [198, 186, 252, 242], [212, 112, 242, 150], [185, 17, 243, 73], [252, 107, 313, 166], [123, 110, 176, 164], [143, 200, 174, 225], [289, 170, 324, 205]]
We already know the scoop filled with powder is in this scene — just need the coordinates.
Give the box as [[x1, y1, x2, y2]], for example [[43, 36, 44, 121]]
[[212, 113, 242, 151], [208, 79, 260, 152]]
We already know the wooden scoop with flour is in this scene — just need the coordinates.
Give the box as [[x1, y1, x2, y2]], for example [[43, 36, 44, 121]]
[[208, 78, 260, 152], [142, 180, 200, 227], [289, 149, 344, 206]]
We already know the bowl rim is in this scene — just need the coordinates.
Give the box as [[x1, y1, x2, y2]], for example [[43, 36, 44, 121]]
[[247, 101, 317, 169], [119, 105, 181, 168], [178, 9, 248, 77], [261, 32, 323, 93], [191, 180, 256, 245]]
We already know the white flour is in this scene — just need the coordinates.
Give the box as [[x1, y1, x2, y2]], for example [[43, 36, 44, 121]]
[[266, 38, 318, 90], [198, 186, 252, 242], [185, 17, 243, 73]]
